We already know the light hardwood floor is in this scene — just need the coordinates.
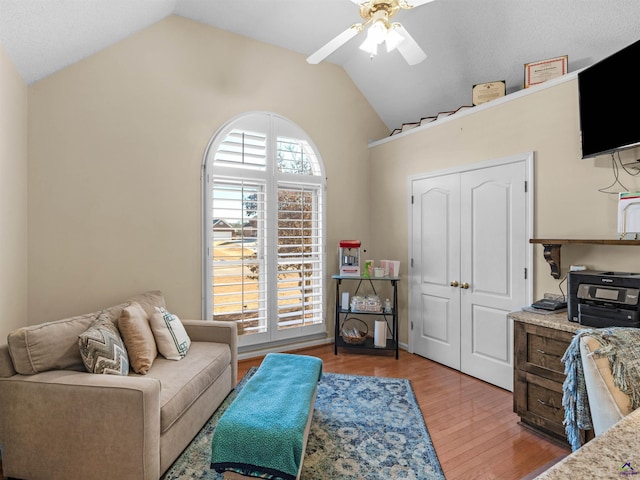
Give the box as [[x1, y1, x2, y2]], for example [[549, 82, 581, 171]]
[[0, 344, 570, 480], [239, 344, 570, 480]]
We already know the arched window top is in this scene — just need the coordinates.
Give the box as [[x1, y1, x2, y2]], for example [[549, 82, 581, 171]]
[[206, 112, 323, 177]]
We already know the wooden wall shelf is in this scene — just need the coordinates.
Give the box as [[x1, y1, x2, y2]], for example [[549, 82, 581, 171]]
[[530, 238, 640, 279]]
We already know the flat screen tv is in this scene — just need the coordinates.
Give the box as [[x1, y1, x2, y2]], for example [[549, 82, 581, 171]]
[[578, 38, 640, 159]]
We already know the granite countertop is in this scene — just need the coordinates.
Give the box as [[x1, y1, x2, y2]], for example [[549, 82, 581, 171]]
[[535, 407, 640, 479], [508, 309, 640, 479], [507, 308, 583, 334]]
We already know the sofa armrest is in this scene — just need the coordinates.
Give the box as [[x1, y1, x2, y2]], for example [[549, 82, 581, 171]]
[[182, 320, 238, 385], [0, 370, 161, 480], [579, 336, 631, 436]]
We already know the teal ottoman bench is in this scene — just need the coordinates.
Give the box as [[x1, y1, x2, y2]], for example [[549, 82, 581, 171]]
[[211, 352, 323, 480]]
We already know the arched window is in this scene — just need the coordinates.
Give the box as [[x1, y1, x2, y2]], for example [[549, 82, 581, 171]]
[[202, 112, 326, 348]]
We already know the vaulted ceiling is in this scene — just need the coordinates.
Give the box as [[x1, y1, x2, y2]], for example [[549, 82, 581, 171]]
[[1, 0, 639, 131]]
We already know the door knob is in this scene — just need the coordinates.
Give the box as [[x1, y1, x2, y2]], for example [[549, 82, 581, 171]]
[[461, 282, 470, 289], [450, 281, 459, 287]]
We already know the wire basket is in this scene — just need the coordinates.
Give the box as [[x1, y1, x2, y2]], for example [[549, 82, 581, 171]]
[[341, 317, 368, 345]]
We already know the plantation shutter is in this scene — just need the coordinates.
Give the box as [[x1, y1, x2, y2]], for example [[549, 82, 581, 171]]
[[205, 112, 325, 347], [211, 180, 267, 335], [276, 185, 323, 329]]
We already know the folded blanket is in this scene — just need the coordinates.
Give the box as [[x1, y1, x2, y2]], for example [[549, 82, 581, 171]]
[[562, 327, 640, 451], [211, 352, 323, 480]]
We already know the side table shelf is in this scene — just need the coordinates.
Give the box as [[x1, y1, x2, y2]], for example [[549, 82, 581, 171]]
[[333, 274, 399, 359]]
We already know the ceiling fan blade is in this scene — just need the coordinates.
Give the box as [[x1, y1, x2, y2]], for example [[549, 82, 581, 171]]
[[307, 24, 362, 64], [394, 25, 427, 65]]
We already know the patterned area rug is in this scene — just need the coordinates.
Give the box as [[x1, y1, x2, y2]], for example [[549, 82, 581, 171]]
[[162, 368, 445, 480]]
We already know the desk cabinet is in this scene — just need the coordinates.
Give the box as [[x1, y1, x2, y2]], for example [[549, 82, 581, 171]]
[[513, 320, 591, 445], [333, 275, 399, 359]]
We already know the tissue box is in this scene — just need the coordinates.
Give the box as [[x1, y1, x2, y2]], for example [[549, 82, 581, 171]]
[[381, 260, 400, 277]]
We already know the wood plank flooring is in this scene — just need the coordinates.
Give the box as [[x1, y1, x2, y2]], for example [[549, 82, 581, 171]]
[[0, 344, 570, 480], [239, 344, 570, 480]]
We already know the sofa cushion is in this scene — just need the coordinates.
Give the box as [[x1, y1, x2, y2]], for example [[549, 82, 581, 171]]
[[118, 303, 157, 374], [8, 313, 96, 375], [78, 313, 130, 375], [141, 341, 232, 433], [150, 307, 191, 360], [7, 290, 166, 375], [121, 290, 167, 321]]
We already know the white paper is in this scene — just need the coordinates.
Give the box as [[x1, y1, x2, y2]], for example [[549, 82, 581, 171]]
[[618, 192, 640, 234]]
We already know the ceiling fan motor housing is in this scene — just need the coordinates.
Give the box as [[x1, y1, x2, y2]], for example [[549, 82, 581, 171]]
[[359, 1, 401, 24]]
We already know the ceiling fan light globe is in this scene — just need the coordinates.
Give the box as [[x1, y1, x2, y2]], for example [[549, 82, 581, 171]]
[[359, 36, 378, 56], [368, 20, 387, 45], [385, 27, 405, 52]]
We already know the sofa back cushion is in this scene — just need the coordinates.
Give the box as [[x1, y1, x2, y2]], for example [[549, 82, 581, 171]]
[[8, 313, 96, 374], [7, 291, 165, 375]]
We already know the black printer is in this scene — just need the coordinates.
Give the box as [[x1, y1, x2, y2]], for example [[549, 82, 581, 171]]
[[567, 270, 640, 328]]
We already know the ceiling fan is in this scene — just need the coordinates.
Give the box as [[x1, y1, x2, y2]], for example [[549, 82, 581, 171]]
[[307, 0, 433, 66]]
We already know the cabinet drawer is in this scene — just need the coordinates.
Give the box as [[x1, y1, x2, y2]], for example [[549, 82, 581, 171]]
[[525, 373, 564, 426], [515, 321, 574, 383], [527, 333, 566, 374], [514, 370, 567, 440]]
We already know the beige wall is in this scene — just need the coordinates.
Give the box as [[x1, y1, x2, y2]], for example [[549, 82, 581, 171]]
[[27, 15, 389, 324], [369, 78, 640, 344], [0, 43, 28, 340], [16, 14, 640, 346]]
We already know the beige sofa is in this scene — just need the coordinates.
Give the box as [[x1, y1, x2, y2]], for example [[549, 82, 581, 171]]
[[579, 335, 633, 435], [0, 290, 237, 480]]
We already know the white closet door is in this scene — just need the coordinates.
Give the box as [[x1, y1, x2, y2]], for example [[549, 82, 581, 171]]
[[459, 162, 527, 391], [410, 172, 461, 369], [410, 155, 531, 391]]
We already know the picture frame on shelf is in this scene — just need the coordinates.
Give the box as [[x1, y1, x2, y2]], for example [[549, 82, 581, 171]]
[[524, 55, 568, 88], [472, 81, 506, 105]]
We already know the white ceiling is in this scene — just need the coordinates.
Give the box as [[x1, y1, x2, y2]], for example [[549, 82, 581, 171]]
[[1, 0, 639, 131]]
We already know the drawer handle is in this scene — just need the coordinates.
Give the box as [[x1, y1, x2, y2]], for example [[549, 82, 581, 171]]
[[536, 349, 546, 355], [537, 398, 559, 409]]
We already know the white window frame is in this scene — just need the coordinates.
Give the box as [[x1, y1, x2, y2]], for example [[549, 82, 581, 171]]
[[202, 112, 326, 348]]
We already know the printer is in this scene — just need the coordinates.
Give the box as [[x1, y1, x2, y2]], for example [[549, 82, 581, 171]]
[[567, 270, 640, 328]]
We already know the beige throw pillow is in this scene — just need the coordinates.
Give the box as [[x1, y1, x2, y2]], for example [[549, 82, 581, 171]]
[[150, 307, 191, 360], [118, 302, 157, 374]]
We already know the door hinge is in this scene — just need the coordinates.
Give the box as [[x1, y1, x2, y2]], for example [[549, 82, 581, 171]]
[[411, 320, 414, 330], [411, 195, 414, 204], [411, 258, 414, 268], [524, 267, 528, 279], [524, 180, 528, 193]]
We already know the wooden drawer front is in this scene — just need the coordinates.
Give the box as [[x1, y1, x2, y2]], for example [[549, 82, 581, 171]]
[[514, 370, 567, 440], [527, 333, 567, 375], [526, 374, 564, 426], [515, 322, 574, 383]]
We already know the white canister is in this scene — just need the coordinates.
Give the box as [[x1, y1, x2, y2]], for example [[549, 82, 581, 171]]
[[374, 319, 386, 347]]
